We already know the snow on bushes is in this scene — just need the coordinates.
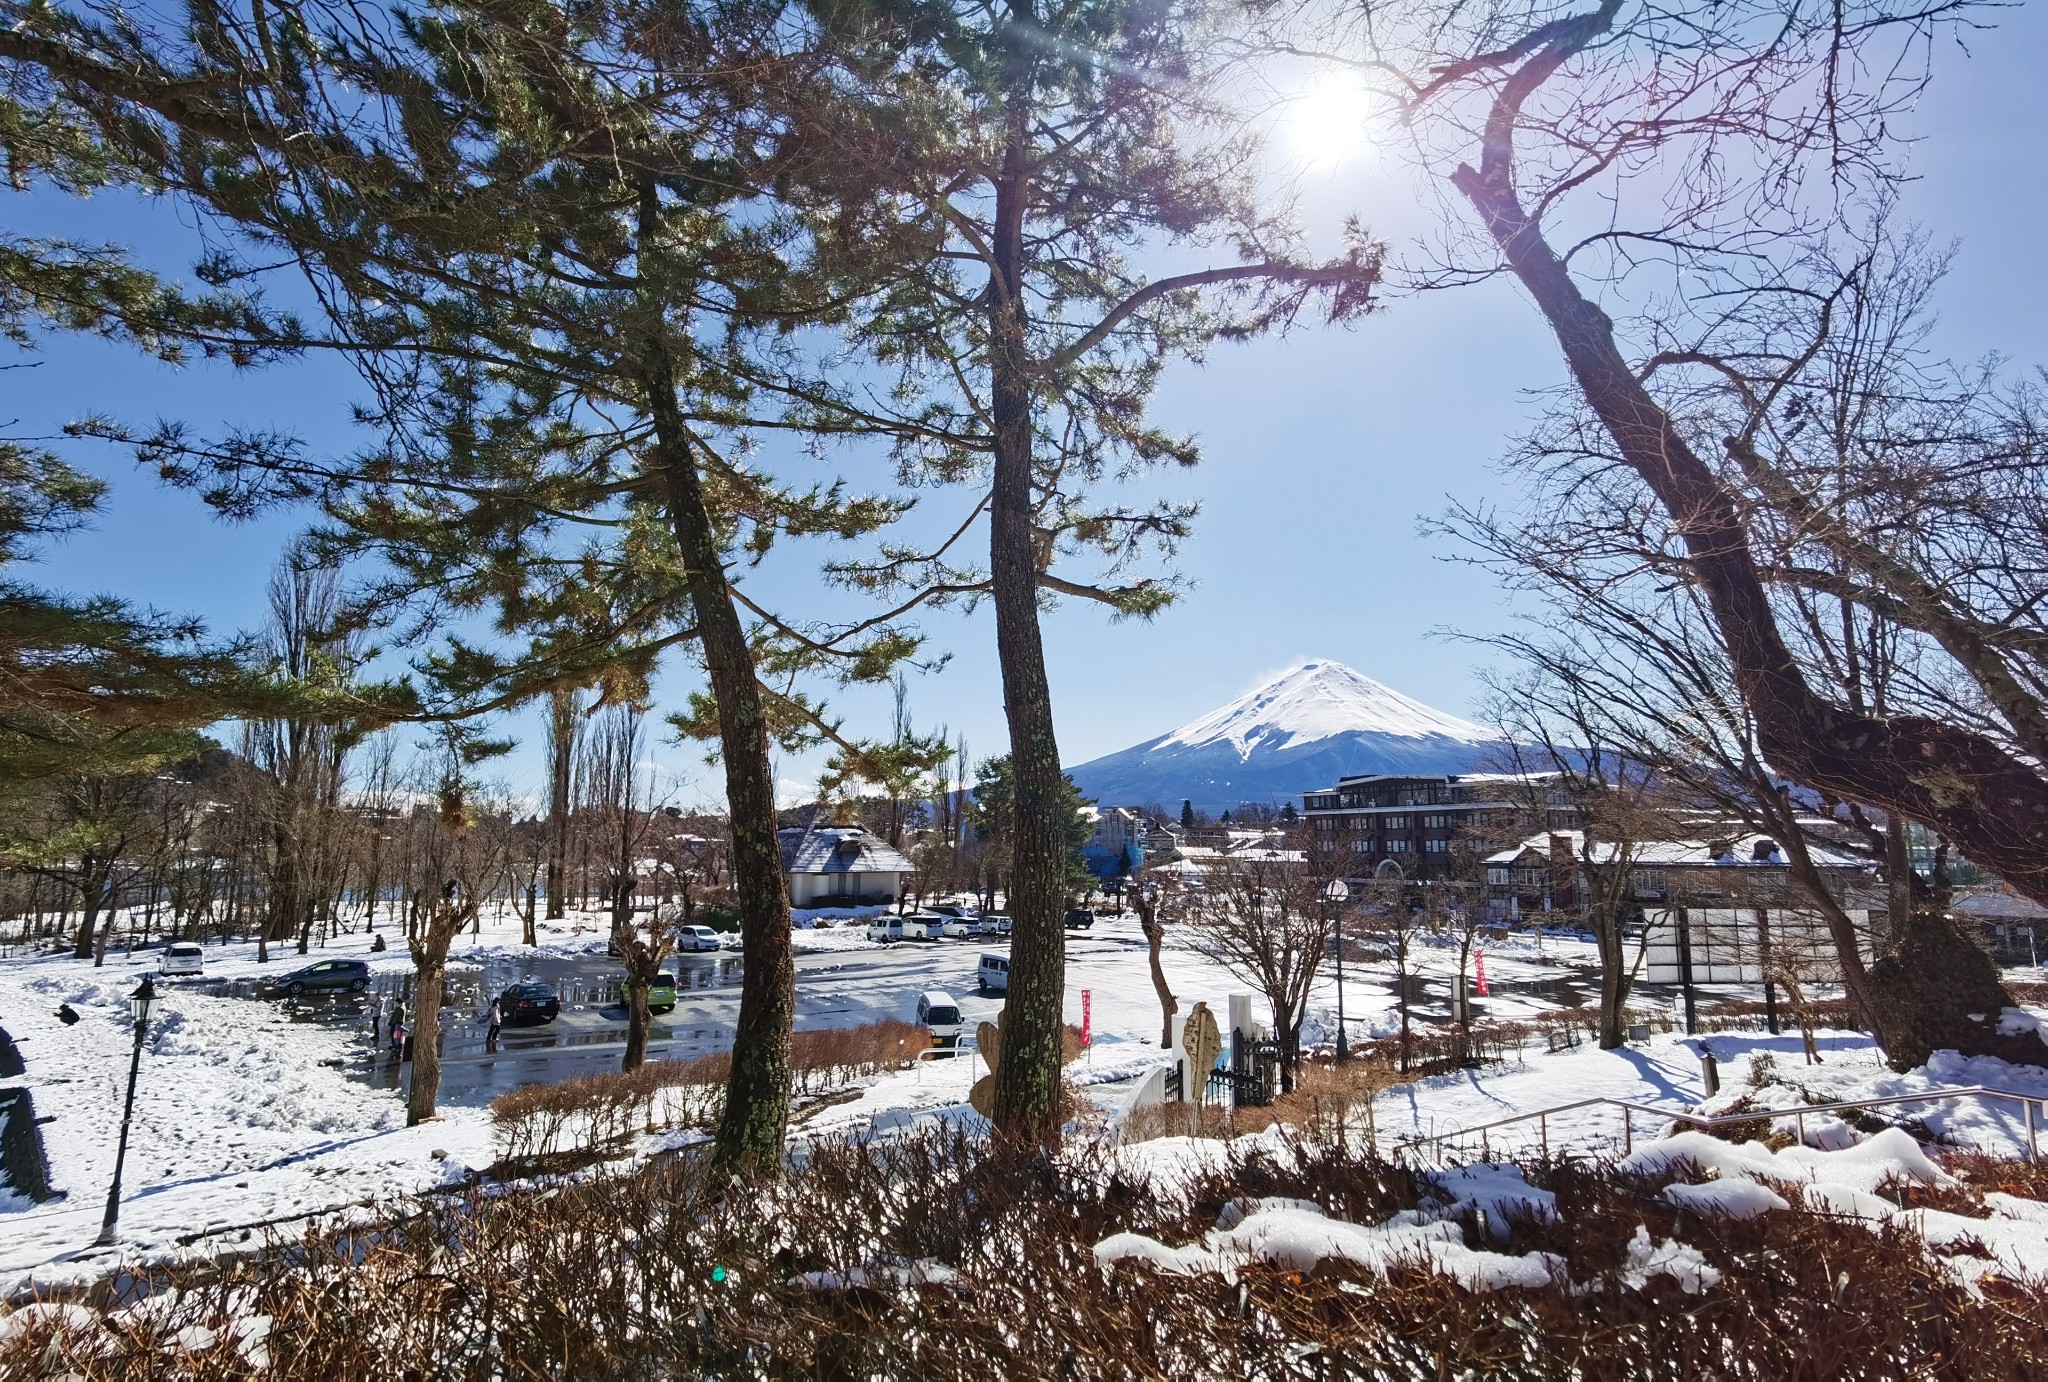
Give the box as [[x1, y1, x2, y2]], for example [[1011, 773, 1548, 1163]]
[[1093, 1195, 1565, 1292]]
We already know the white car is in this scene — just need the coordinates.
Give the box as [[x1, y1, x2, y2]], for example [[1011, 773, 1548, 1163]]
[[867, 917, 906, 943], [900, 914, 945, 941], [676, 925, 722, 953], [158, 941, 205, 976], [938, 917, 975, 939]]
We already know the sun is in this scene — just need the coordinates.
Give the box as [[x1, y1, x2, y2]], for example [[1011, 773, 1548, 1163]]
[[1282, 72, 1376, 172]]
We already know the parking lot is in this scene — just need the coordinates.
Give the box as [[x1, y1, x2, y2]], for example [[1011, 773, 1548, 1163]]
[[229, 921, 1151, 1105]]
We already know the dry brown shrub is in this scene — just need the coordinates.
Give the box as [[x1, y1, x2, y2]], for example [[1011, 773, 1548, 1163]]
[[11, 1126, 2047, 1379], [1943, 1150, 2048, 1202], [788, 1019, 930, 1092], [489, 1025, 929, 1169]]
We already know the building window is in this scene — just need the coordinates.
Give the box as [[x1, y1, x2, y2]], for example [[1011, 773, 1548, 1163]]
[[1317, 840, 1335, 853], [1350, 839, 1373, 853], [1386, 839, 1411, 853], [1424, 839, 1450, 853], [1383, 815, 1410, 830], [1422, 814, 1451, 829], [1465, 838, 1489, 851]]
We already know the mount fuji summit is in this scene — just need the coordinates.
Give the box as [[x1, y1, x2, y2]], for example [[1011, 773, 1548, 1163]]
[[1064, 660, 1503, 813]]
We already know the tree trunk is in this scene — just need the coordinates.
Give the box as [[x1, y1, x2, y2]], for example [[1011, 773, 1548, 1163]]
[[637, 182, 793, 1171], [622, 976, 651, 1073], [985, 109, 1068, 1146], [1884, 815, 1913, 950], [87, 875, 117, 968], [1595, 920, 1627, 1050], [406, 954, 444, 1127], [71, 860, 102, 960], [1452, 164, 2048, 908], [546, 686, 575, 921], [1133, 892, 1178, 1048], [406, 904, 462, 1127]]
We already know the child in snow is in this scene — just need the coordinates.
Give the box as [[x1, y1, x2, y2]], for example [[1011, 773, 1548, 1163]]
[[485, 999, 502, 1053]]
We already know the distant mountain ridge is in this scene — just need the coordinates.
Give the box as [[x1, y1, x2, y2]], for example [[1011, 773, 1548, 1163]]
[[1064, 660, 1503, 813]]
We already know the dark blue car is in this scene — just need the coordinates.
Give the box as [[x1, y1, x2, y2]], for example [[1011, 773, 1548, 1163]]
[[271, 959, 370, 997]]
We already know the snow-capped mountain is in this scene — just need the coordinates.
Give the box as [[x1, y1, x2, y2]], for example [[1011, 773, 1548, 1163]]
[[1065, 660, 1503, 813]]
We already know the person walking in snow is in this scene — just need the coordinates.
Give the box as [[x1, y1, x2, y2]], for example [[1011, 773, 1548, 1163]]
[[484, 998, 502, 1053]]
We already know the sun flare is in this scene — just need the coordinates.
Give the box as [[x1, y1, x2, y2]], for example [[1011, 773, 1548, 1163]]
[[1283, 73, 1376, 172]]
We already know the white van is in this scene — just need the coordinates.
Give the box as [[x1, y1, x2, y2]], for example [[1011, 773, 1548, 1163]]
[[976, 953, 1010, 994], [867, 916, 905, 943], [900, 914, 945, 941], [158, 941, 205, 976], [915, 990, 964, 1046]]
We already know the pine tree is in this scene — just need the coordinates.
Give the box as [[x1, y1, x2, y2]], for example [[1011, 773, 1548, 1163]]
[[1, 0, 954, 1166], [803, 0, 1379, 1141]]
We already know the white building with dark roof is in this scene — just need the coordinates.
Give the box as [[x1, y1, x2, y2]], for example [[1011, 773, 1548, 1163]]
[[777, 827, 917, 907]]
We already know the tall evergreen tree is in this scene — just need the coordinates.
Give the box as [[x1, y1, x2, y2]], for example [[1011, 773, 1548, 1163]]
[[0, 0, 958, 1165], [797, 0, 1381, 1137]]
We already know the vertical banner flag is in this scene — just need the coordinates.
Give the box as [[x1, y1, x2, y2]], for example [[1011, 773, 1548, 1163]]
[[1474, 952, 1489, 997], [1081, 989, 1092, 1048]]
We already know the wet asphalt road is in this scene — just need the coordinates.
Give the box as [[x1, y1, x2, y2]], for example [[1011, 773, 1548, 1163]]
[[250, 932, 1046, 1107]]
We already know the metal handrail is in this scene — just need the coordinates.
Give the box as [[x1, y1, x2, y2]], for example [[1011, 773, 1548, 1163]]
[[1396, 1084, 2046, 1164]]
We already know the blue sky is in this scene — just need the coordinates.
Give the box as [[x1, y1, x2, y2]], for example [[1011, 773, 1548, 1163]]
[[10, 7, 2048, 807]]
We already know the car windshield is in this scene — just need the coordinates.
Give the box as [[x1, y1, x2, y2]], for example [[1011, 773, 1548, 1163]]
[[927, 1006, 960, 1026]]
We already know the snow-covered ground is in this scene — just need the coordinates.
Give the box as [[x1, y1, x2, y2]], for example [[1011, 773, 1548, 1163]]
[[0, 959, 489, 1292], [4, 897, 2044, 1298]]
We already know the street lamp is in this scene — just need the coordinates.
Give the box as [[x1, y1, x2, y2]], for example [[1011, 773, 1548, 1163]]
[[1322, 879, 1351, 1060], [96, 975, 160, 1246]]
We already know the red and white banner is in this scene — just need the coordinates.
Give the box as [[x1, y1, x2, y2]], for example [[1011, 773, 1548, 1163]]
[[1080, 989, 1092, 1047], [1474, 952, 1489, 997]]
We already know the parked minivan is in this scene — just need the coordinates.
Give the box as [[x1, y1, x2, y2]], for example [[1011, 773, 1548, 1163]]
[[900, 913, 945, 941], [676, 925, 722, 953], [867, 916, 905, 943], [915, 990, 964, 1046], [158, 941, 205, 977], [976, 953, 1010, 994]]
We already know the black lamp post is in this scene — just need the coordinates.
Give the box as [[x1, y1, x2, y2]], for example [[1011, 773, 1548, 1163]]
[[96, 975, 160, 1246], [1322, 879, 1351, 1060]]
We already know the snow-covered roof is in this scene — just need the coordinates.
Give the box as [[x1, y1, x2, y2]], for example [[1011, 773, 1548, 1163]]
[[776, 827, 915, 876], [1485, 831, 1870, 871], [1307, 769, 1558, 795], [1954, 890, 2048, 921]]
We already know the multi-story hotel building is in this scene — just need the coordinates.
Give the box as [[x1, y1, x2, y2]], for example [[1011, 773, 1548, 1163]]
[[1300, 772, 1576, 881]]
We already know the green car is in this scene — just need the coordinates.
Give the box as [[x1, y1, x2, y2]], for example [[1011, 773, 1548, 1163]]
[[615, 972, 678, 1015]]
